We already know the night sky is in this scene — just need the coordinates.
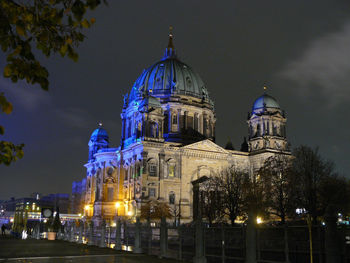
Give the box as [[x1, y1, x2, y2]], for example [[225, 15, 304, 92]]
[[1, 0, 350, 199]]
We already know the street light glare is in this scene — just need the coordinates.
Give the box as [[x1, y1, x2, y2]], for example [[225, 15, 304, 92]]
[[115, 202, 120, 208]]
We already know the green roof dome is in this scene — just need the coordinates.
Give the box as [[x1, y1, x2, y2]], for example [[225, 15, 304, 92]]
[[128, 31, 213, 106]]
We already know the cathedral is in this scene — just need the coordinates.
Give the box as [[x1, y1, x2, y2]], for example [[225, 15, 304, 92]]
[[71, 31, 290, 224]]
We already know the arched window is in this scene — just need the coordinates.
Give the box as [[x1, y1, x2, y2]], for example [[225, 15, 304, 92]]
[[148, 159, 157, 177], [172, 114, 177, 125], [167, 159, 176, 177], [273, 124, 277, 136], [149, 122, 158, 138], [256, 124, 261, 137], [169, 192, 175, 204], [127, 118, 132, 138]]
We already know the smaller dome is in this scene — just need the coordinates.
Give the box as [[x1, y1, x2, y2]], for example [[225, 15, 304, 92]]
[[90, 126, 109, 143], [252, 93, 280, 112]]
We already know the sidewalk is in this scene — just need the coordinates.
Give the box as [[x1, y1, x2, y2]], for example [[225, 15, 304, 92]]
[[0, 235, 187, 263]]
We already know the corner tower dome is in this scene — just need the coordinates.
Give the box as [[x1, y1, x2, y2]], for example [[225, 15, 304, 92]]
[[248, 87, 288, 153], [88, 123, 109, 162], [90, 125, 109, 143], [251, 87, 280, 114], [128, 29, 213, 107]]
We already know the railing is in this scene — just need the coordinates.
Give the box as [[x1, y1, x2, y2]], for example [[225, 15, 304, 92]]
[[29, 220, 350, 263]]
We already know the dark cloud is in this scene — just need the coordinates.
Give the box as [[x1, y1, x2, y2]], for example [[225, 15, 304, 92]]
[[278, 20, 350, 108]]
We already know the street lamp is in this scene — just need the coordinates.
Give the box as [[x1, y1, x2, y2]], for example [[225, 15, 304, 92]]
[[84, 205, 90, 217]]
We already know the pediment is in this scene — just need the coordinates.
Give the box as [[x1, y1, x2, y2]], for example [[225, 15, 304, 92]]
[[182, 139, 228, 154]]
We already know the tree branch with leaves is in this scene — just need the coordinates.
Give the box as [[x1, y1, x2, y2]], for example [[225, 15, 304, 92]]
[[0, 0, 106, 165]]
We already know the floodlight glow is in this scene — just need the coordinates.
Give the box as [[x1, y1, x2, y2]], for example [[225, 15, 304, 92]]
[[256, 217, 263, 224]]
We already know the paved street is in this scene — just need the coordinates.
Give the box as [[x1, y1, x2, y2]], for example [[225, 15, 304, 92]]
[[0, 235, 186, 263]]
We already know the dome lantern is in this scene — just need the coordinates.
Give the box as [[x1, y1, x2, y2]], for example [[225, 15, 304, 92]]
[[163, 26, 176, 60]]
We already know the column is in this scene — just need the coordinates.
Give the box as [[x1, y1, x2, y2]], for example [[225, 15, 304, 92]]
[[168, 109, 172, 133], [203, 113, 207, 137], [184, 111, 188, 130], [177, 109, 181, 132]]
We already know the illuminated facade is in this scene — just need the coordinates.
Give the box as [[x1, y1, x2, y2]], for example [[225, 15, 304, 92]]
[[72, 32, 290, 224]]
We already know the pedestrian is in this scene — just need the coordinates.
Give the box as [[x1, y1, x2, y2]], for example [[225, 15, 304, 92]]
[[1, 224, 6, 236]]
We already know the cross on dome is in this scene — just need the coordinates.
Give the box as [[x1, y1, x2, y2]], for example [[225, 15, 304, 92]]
[[163, 26, 176, 59]]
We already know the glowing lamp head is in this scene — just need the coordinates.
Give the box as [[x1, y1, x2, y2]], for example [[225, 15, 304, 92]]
[[127, 210, 133, 216], [115, 202, 120, 208], [256, 217, 263, 224], [84, 205, 90, 211]]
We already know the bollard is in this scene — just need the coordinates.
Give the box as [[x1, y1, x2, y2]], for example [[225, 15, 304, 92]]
[[99, 220, 106, 248], [133, 217, 142, 253], [160, 217, 168, 258], [114, 218, 121, 250]]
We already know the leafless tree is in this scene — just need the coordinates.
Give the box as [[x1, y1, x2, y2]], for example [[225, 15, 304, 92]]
[[200, 178, 224, 226], [216, 167, 250, 226], [140, 200, 172, 223], [292, 145, 337, 223], [258, 154, 297, 224]]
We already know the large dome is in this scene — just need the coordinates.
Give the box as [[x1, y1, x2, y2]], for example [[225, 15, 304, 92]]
[[128, 34, 212, 105]]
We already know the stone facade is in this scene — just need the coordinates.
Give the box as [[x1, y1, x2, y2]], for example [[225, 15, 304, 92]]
[[71, 33, 291, 225]]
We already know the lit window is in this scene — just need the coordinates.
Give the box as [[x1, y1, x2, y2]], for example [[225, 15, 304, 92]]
[[168, 164, 175, 177]]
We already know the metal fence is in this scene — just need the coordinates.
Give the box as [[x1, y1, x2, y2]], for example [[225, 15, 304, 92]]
[[46, 220, 350, 263]]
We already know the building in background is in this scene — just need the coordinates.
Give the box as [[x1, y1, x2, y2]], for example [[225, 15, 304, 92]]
[[71, 31, 291, 225], [0, 192, 71, 226]]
